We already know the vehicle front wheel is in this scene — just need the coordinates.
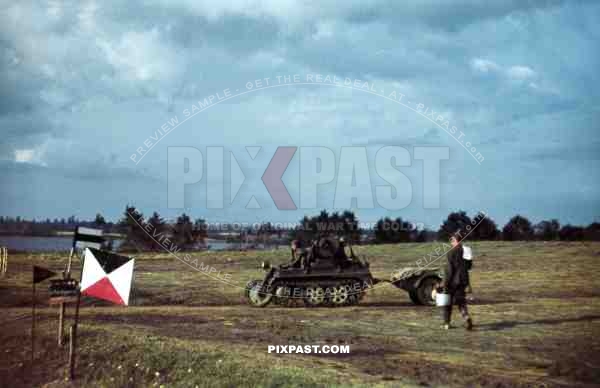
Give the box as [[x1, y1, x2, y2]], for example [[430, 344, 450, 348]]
[[416, 277, 440, 306], [408, 290, 421, 305], [246, 280, 273, 307]]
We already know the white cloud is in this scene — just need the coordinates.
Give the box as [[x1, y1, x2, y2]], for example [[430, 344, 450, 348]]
[[0, 0, 598, 226], [149, 0, 304, 23], [14, 149, 35, 163], [14, 149, 42, 164], [97, 29, 182, 82], [77, 1, 99, 32], [506, 65, 536, 80], [471, 59, 539, 85], [470, 58, 500, 73], [312, 21, 336, 41]]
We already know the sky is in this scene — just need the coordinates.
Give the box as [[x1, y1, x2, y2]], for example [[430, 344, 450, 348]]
[[1, 0, 599, 230]]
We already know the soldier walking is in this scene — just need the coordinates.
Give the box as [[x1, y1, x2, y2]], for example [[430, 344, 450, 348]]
[[440, 232, 473, 330]]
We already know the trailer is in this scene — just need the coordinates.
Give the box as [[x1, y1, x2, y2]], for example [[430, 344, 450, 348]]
[[390, 267, 443, 306]]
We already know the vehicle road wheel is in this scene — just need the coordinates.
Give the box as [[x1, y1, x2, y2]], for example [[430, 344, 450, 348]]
[[247, 281, 273, 307], [345, 282, 360, 305], [274, 286, 292, 306], [330, 284, 350, 306], [304, 286, 326, 307], [416, 277, 439, 306]]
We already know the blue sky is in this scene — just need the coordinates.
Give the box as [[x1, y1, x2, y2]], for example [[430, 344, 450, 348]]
[[0, 0, 599, 230]]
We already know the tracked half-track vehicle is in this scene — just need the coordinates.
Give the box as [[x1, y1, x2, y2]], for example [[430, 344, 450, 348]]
[[245, 240, 378, 307], [390, 267, 443, 306], [245, 238, 443, 307]]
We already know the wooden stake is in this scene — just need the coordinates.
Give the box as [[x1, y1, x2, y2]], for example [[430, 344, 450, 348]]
[[0, 247, 6, 275], [129, 269, 136, 306], [31, 282, 35, 363], [74, 289, 81, 329], [68, 291, 82, 381], [68, 325, 75, 380], [66, 248, 74, 277], [58, 302, 65, 346]]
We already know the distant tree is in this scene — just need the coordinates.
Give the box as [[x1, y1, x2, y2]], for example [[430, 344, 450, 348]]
[[118, 205, 151, 251], [293, 210, 360, 243], [298, 216, 313, 240], [146, 212, 167, 250], [256, 222, 272, 246], [502, 215, 534, 241], [102, 239, 115, 252], [374, 217, 412, 243], [534, 219, 560, 240], [340, 210, 361, 243], [94, 213, 107, 226], [438, 211, 472, 241], [172, 213, 195, 248], [471, 216, 499, 240], [415, 229, 428, 242], [585, 222, 600, 241], [193, 218, 208, 246], [558, 225, 585, 241]]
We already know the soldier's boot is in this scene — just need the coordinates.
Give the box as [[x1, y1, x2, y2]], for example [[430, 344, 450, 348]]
[[465, 318, 473, 331]]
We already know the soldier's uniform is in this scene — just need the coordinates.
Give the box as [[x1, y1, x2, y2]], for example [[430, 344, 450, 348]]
[[290, 237, 348, 270], [441, 244, 473, 329], [463, 245, 473, 294], [290, 239, 309, 268]]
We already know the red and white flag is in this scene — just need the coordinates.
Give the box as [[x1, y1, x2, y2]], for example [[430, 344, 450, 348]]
[[80, 248, 135, 306]]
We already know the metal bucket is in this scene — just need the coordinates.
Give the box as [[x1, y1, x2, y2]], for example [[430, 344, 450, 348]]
[[435, 292, 451, 307]]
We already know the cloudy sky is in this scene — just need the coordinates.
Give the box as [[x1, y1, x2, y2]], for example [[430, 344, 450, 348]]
[[1, 0, 599, 229]]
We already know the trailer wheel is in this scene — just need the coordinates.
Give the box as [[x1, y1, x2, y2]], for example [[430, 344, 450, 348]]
[[408, 290, 421, 305], [416, 277, 439, 306]]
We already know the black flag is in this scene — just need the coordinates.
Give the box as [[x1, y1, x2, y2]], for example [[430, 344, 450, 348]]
[[33, 266, 57, 284]]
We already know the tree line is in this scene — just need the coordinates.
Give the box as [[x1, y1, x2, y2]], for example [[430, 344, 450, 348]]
[[1, 208, 599, 248], [378, 211, 600, 243], [117, 206, 208, 252], [288, 210, 600, 243]]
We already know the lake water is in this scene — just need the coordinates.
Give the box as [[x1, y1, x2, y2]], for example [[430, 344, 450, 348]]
[[0, 236, 282, 252], [0, 236, 123, 252]]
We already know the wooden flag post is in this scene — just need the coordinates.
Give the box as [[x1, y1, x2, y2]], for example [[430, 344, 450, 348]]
[[0, 246, 7, 275], [57, 262, 72, 347], [68, 325, 75, 380], [31, 282, 35, 362], [58, 302, 65, 346], [68, 290, 81, 381], [31, 265, 58, 359], [66, 248, 74, 277]]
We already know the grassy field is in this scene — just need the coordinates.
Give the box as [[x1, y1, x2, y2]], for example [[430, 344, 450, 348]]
[[1, 241, 600, 387]]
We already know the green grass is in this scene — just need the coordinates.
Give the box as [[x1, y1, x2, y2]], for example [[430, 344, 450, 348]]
[[1, 241, 600, 387]]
